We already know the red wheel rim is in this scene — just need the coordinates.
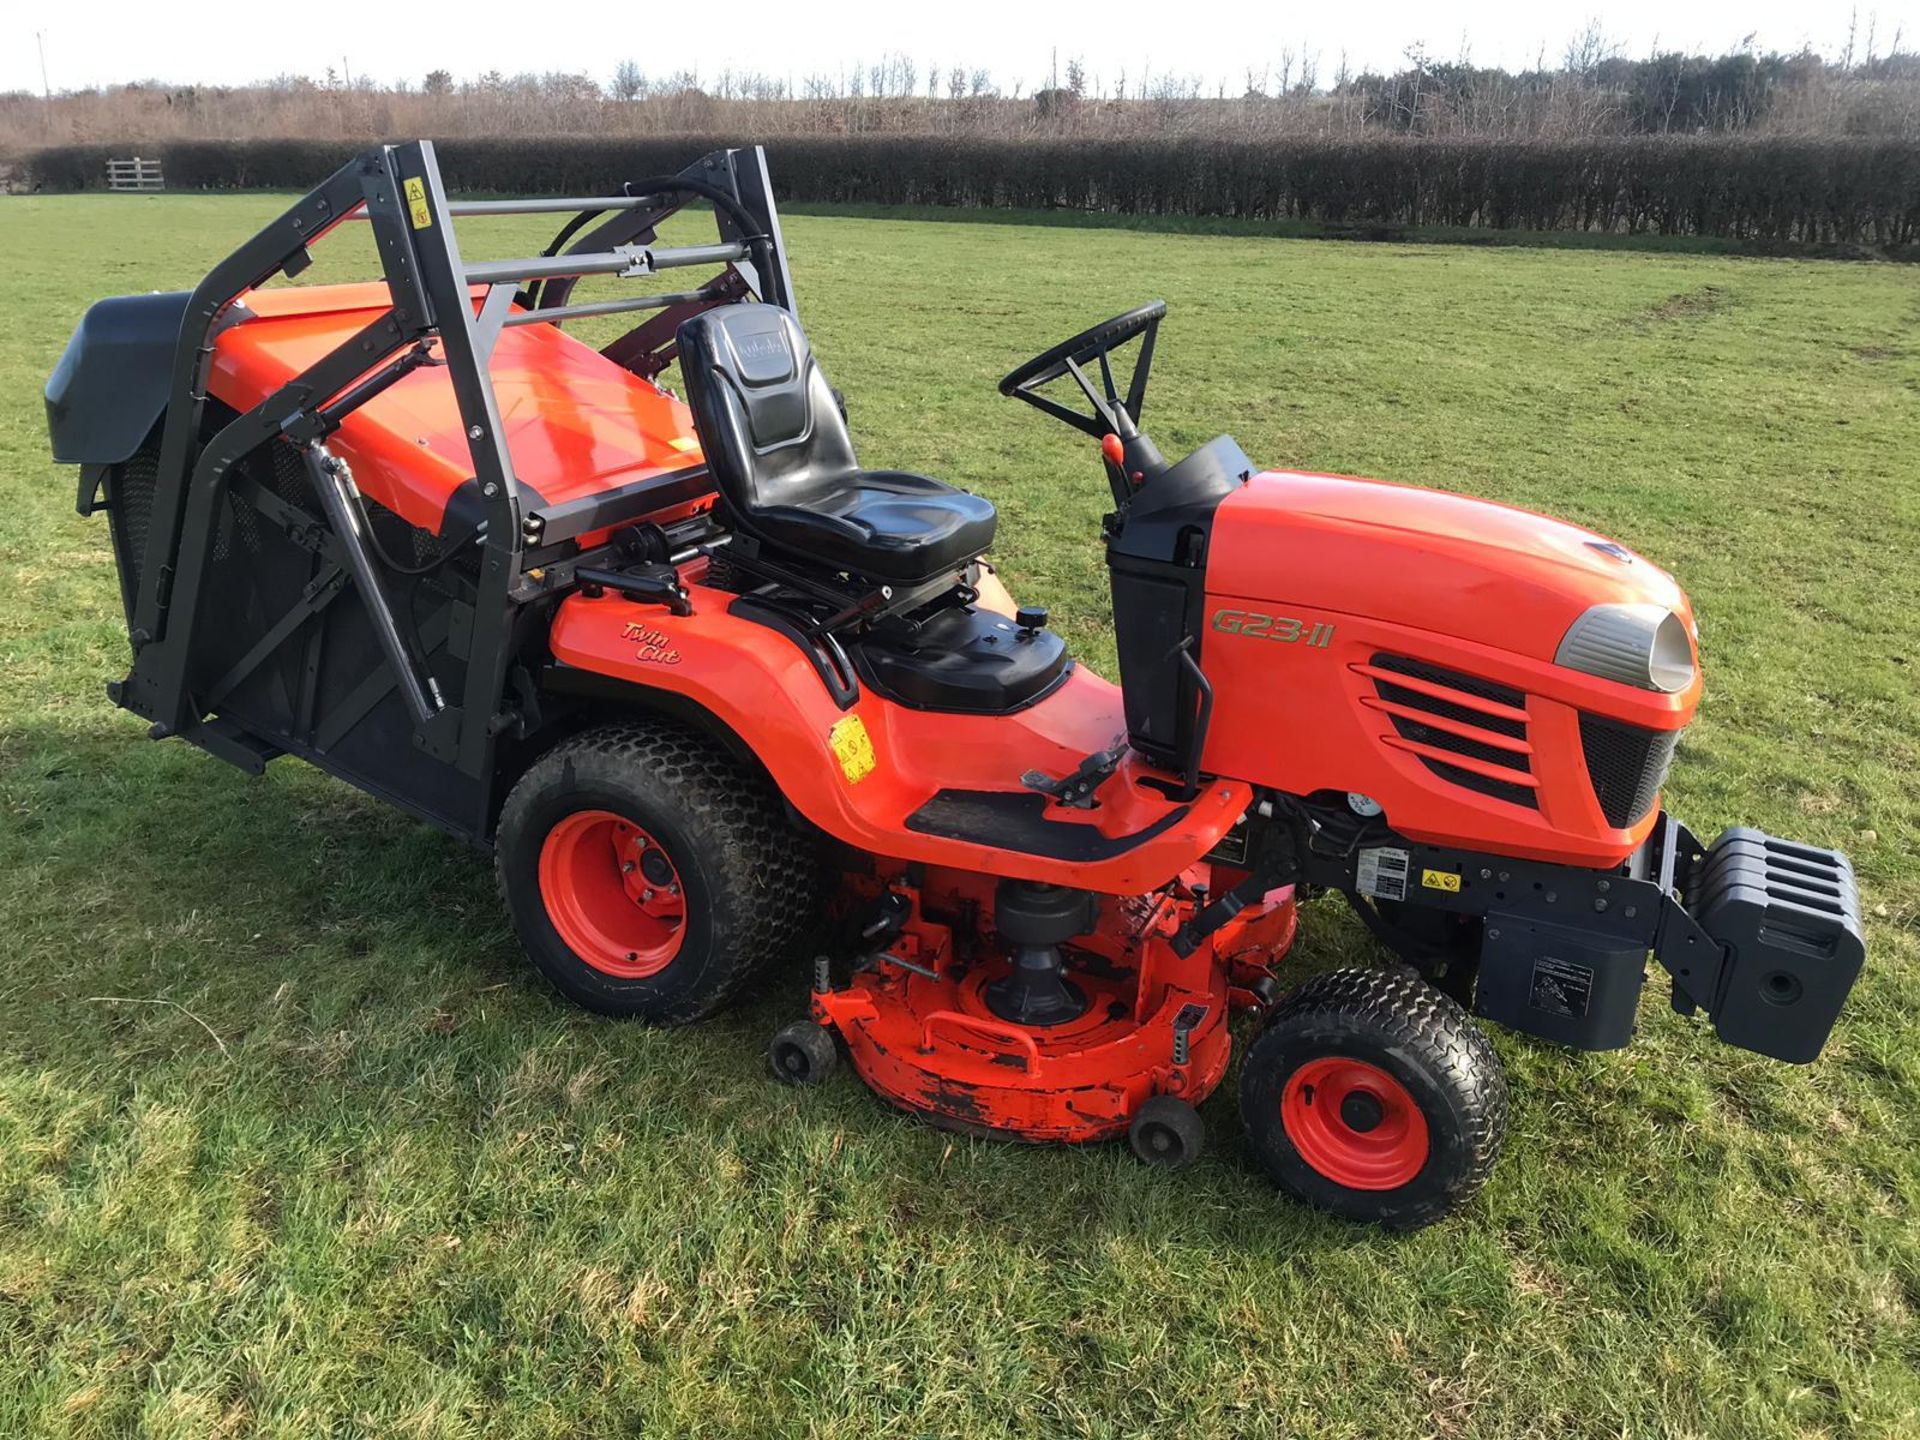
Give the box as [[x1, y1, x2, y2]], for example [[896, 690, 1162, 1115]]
[[1281, 1056, 1430, 1190], [537, 809, 686, 978]]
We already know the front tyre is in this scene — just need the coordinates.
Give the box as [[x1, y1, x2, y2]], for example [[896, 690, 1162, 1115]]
[[496, 720, 814, 1024], [1239, 967, 1507, 1229]]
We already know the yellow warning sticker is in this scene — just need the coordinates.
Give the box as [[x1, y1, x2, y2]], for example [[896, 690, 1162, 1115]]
[[404, 175, 432, 229], [1421, 868, 1462, 893], [829, 715, 876, 785]]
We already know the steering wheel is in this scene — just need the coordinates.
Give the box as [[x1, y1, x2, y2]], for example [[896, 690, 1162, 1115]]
[[1000, 301, 1173, 505], [1006, 293, 1167, 403]]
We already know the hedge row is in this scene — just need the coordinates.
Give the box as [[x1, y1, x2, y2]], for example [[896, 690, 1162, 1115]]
[[24, 134, 1920, 245]]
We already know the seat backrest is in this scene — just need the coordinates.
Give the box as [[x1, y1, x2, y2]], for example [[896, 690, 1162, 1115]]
[[677, 305, 858, 516]]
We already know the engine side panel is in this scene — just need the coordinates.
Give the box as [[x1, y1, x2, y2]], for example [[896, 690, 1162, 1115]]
[[1197, 471, 1699, 867], [1199, 597, 1692, 867]]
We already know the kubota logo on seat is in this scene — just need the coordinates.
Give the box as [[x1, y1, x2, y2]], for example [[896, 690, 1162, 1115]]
[[621, 621, 682, 665], [737, 333, 788, 361]]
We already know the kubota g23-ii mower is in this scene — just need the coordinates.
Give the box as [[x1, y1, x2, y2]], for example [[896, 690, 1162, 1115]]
[[47, 143, 1866, 1226]]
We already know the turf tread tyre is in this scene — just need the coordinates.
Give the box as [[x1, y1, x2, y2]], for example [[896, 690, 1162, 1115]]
[[496, 719, 813, 1024], [1240, 966, 1507, 1229]]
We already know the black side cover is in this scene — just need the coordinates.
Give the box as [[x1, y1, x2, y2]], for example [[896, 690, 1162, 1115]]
[[851, 606, 1070, 714], [1106, 434, 1248, 769], [45, 292, 191, 465]]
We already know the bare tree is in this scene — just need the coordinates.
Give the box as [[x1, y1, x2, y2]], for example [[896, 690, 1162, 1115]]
[[16, 36, 1920, 151]]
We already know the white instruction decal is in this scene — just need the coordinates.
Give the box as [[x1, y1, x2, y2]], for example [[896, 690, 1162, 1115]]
[[1356, 847, 1410, 901]]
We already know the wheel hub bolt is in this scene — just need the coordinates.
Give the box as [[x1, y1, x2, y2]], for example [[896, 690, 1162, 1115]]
[[1340, 1089, 1386, 1133]]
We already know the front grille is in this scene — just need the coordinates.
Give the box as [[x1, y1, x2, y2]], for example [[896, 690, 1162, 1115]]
[[1419, 758, 1539, 809], [1369, 654, 1538, 810], [1579, 715, 1682, 827]]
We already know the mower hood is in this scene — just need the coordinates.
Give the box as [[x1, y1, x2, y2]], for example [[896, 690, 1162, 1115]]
[[1206, 470, 1692, 663]]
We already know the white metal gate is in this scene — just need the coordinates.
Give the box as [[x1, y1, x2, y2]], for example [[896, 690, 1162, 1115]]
[[106, 157, 165, 191]]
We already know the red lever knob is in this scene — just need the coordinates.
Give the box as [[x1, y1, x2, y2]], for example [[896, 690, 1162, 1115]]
[[1101, 433, 1125, 467]]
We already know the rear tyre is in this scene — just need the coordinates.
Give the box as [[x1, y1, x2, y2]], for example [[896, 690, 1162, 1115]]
[[496, 720, 814, 1024], [768, 1021, 838, 1086], [1239, 967, 1507, 1229], [1129, 1095, 1205, 1168]]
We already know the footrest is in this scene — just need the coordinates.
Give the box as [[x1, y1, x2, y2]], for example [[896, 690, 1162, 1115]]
[[1691, 828, 1865, 1063], [182, 715, 286, 776]]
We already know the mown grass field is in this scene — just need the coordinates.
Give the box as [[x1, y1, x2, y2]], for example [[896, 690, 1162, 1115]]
[[1, 193, 1917, 1439]]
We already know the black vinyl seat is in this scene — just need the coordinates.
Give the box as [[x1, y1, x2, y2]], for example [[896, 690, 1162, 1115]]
[[677, 305, 997, 584]]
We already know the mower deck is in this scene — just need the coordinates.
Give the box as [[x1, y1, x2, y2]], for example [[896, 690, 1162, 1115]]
[[812, 872, 1293, 1144]]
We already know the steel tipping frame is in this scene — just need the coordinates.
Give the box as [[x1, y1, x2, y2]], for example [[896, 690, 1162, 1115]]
[[115, 139, 793, 839]]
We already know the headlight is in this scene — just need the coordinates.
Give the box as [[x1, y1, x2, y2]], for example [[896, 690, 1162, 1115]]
[[1555, 604, 1696, 693]]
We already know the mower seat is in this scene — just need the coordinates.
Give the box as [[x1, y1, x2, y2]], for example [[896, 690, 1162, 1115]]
[[677, 306, 997, 584]]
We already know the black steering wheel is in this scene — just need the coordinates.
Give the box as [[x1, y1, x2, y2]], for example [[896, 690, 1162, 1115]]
[[999, 301, 1165, 443], [999, 300, 1166, 403], [1000, 301, 1171, 504]]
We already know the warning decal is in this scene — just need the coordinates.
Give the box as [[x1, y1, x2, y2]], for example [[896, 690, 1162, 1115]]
[[404, 176, 433, 229], [1530, 956, 1595, 1019], [829, 715, 876, 785]]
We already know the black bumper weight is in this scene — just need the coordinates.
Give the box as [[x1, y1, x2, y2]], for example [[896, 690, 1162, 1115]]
[[1690, 829, 1865, 1064]]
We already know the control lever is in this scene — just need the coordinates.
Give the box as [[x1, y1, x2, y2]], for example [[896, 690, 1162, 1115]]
[[575, 563, 692, 616], [1022, 736, 1127, 809]]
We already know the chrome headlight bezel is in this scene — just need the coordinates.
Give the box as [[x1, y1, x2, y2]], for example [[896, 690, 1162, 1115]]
[[1555, 603, 1696, 693]]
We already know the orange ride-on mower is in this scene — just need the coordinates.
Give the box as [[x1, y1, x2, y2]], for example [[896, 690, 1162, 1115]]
[[47, 142, 1867, 1227]]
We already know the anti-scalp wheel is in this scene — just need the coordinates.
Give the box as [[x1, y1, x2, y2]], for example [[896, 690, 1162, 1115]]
[[496, 719, 814, 1024], [768, 1020, 838, 1086], [1239, 967, 1507, 1228], [1129, 1095, 1205, 1168]]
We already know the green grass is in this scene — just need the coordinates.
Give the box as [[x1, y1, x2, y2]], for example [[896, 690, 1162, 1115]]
[[1, 192, 1918, 1438]]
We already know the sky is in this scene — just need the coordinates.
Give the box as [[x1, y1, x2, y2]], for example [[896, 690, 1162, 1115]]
[[4, 1, 1911, 96]]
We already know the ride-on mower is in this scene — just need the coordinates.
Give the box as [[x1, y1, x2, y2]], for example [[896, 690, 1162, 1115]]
[[46, 142, 1866, 1227]]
